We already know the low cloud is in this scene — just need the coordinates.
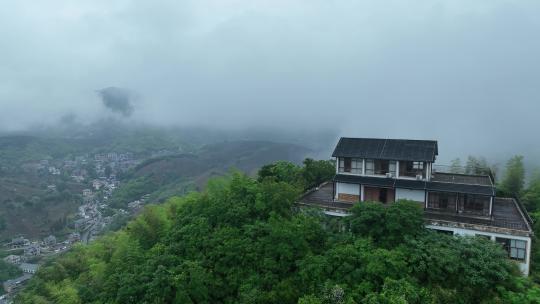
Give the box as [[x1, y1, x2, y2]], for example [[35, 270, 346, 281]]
[[97, 87, 134, 117]]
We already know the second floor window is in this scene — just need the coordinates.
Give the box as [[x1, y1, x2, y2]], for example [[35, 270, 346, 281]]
[[339, 158, 362, 173], [365, 159, 374, 175], [389, 161, 397, 176], [413, 162, 424, 170], [351, 158, 362, 174]]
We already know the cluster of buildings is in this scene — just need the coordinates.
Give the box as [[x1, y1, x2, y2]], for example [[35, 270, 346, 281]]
[[300, 137, 533, 275], [2, 151, 156, 299], [20, 151, 140, 186], [2, 233, 80, 295], [3, 235, 49, 294], [1, 260, 39, 294], [94, 152, 138, 175], [127, 194, 151, 211]]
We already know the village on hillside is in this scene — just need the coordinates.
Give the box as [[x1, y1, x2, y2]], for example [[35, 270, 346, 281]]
[[0, 151, 156, 300]]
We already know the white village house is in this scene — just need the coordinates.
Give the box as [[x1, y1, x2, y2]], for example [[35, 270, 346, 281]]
[[299, 137, 533, 275]]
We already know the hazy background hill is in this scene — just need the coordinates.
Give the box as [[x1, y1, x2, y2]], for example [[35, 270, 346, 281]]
[[0, 121, 321, 240], [109, 140, 310, 208], [0, 120, 320, 240]]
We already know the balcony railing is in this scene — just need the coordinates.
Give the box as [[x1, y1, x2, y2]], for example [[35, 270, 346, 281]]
[[432, 164, 492, 175], [399, 171, 425, 178]]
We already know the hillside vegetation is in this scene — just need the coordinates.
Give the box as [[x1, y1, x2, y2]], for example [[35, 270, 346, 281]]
[[0, 121, 310, 239], [109, 141, 309, 208], [17, 161, 540, 303]]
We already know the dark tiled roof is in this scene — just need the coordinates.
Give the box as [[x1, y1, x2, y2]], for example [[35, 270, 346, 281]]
[[431, 172, 493, 186], [426, 181, 495, 196], [395, 179, 427, 189], [333, 174, 495, 196], [332, 138, 438, 162], [425, 198, 531, 232]]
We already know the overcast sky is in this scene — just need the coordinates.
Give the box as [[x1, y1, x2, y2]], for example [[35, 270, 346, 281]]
[[0, 0, 539, 164]]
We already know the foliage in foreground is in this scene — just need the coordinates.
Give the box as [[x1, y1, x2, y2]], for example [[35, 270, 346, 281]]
[[0, 259, 23, 282], [258, 158, 335, 191], [16, 170, 539, 303]]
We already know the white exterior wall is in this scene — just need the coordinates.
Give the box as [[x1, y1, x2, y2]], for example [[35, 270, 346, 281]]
[[336, 182, 360, 195], [426, 224, 531, 276], [395, 188, 425, 202]]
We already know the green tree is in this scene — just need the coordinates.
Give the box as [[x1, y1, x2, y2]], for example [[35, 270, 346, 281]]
[[465, 156, 490, 175], [258, 161, 303, 186], [363, 278, 432, 304], [406, 232, 517, 302], [347, 202, 386, 241], [301, 158, 335, 190], [0, 260, 23, 281], [500, 155, 526, 196], [258, 159, 335, 191], [383, 200, 424, 247], [523, 170, 540, 212], [347, 200, 424, 247], [15, 170, 535, 304], [449, 158, 463, 174]]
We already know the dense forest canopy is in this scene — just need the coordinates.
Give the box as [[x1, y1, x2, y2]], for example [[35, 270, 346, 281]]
[[16, 159, 540, 303]]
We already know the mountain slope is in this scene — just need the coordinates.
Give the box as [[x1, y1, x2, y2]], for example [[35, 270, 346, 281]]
[[110, 141, 310, 206]]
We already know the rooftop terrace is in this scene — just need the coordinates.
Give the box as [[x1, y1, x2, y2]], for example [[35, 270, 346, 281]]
[[431, 172, 493, 186], [298, 183, 532, 234]]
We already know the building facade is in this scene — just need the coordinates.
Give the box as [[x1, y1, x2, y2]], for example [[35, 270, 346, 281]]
[[299, 137, 533, 275]]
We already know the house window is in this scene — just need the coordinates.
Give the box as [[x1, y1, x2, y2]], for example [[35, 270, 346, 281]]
[[351, 159, 363, 174], [436, 229, 453, 235], [339, 158, 352, 173], [389, 161, 397, 176], [399, 161, 426, 178], [496, 238, 527, 261], [427, 192, 456, 210], [339, 158, 362, 173], [365, 159, 374, 175], [464, 196, 485, 211], [510, 239, 527, 261], [459, 194, 490, 215]]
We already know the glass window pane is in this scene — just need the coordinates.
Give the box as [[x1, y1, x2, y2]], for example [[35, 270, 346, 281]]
[[389, 161, 396, 174], [511, 248, 517, 258], [517, 240, 526, 249], [518, 250, 525, 259]]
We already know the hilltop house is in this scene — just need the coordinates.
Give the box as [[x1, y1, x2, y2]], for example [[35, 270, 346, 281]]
[[299, 137, 533, 275]]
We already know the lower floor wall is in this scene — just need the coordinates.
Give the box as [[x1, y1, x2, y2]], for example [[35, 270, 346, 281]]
[[335, 182, 421, 204], [426, 224, 531, 276], [338, 193, 359, 202], [335, 182, 360, 202]]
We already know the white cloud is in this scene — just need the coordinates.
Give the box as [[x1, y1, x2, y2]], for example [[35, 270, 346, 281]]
[[0, 0, 539, 163]]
